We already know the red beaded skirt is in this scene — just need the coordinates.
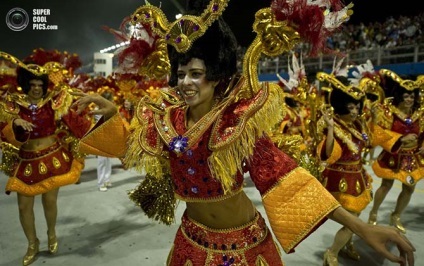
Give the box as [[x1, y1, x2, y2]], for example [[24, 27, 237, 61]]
[[167, 211, 284, 266], [5, 142, 82, 196]]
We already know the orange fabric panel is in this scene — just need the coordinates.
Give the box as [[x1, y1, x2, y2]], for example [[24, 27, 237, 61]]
[[317, 137, 342, 165], [262, 167, 340, 254], [78, 114, 129, 158]]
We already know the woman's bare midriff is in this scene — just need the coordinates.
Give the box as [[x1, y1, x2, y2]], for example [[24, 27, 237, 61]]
[[186, 190, 256, 229], [21, 135, 57, 151]]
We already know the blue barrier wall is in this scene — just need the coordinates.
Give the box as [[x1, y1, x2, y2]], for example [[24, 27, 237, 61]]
[[260, 62, 424, 82]]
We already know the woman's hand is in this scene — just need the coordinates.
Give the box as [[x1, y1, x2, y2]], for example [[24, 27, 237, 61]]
[[322, 105, 334, 128], [329, 207, 415, 265], [401, 134, 418, 149], [360, 224, 415, 266], [401, 134, 417, 143], [13, 118, 35, 132], [71, 92, 118, 120]]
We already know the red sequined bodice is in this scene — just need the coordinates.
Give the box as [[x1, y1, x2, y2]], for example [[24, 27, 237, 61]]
[[19, 104, 56, 138], [169, 108, 244, 200]]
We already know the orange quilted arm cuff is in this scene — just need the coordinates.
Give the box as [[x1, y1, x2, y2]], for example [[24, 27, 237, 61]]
[[372, 125, 402, 152], [1, 122, 26, 148], [262, 167, 340, 254], [78, 113, 129, 158], [317, 137, 342, 165]]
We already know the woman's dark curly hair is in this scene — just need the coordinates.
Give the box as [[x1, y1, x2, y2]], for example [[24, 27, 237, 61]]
[[16, 67, 49, 96], [384, 75, 420, 110], [168, 0, 238, 97], [328, 76, 364, 116]]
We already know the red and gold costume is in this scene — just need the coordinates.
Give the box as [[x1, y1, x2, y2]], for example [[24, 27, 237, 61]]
[[317, 117, 398, 213], [279, 104, 307, 136], [0, 89, 91, 196], [77, 0, 355, 264], [79, 76, 340, 265], [372, 103, 424, 186], [119, 106, 134, 123]]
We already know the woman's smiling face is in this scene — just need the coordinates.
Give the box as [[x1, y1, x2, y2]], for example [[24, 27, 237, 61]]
[[177, 58, 217, 109]]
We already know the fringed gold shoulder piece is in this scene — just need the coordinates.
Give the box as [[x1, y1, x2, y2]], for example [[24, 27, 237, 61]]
[[51, 86, 73, 120], [208, 82, 285, 193], [372, 102, 393, 130], [0, 100, 19, 122], [124, 95, 170, 177]]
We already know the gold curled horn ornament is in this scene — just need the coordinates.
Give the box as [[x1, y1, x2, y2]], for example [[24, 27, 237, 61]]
[[0, 51, 47, 76], [359, 77, 385, 103], [130, 0, 229, 53], [242, 8, 300, 95], [316, 72, 365, 101]]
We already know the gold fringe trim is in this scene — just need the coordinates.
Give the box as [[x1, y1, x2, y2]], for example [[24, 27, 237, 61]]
[[0, 142, 19, 176], [208, 83, 285, 193], [128, 172, 176, 225], [0, 102, 19, 122], [52, 88, 74, 120], [124, 107, 169, 177]]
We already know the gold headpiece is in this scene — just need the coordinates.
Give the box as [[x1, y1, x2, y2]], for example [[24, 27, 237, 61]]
[[317, 72, 364, 100], [379, 69, 421, 91], [0, 51, 47, 76], [130, 0, 229, 53], [0, 51, 72, 90], [358, 77, 385, 103]]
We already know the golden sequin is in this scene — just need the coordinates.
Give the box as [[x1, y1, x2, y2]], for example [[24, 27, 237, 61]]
[[355, 180, 362, 194], [24, 164, 32, 176], [52, 157, 61, 169], [322, 177, 328, 187], [62, 152, 70, 162], [339, 178, 348, 192], [389, 157, 395, 167], [39, 162, 47, 174], [256, 255, 269, 266]]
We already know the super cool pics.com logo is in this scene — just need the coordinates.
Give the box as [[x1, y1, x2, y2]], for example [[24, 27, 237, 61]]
[[6, 7, 58, 31]]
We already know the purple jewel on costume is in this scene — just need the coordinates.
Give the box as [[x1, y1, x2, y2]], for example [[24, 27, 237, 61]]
[[186, 150, 193, 157], [144, 13, 150, 19], [28, 104, 38, 114], [212, 4, 218, 12], [169, 135, 188, 153], [191, 186, 198, 193], [179, 19, 184, 26], [187, 167, 195, 175], [222, 254, 234, 265], [165, 34, 170, 40], [361, 133, 369, 141], [175, 36, 182, 43], [405, 118, 412, 126], [193, 25, 199, 31]]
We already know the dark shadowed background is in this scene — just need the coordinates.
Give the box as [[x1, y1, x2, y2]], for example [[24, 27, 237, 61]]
[[0, 0, 420, 67]]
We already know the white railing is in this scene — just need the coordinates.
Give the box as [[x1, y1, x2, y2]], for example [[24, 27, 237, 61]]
[[257, 44, 424, 75]]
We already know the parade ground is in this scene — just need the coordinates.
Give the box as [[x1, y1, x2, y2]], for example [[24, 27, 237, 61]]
[[1, 148, 423, 266]]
